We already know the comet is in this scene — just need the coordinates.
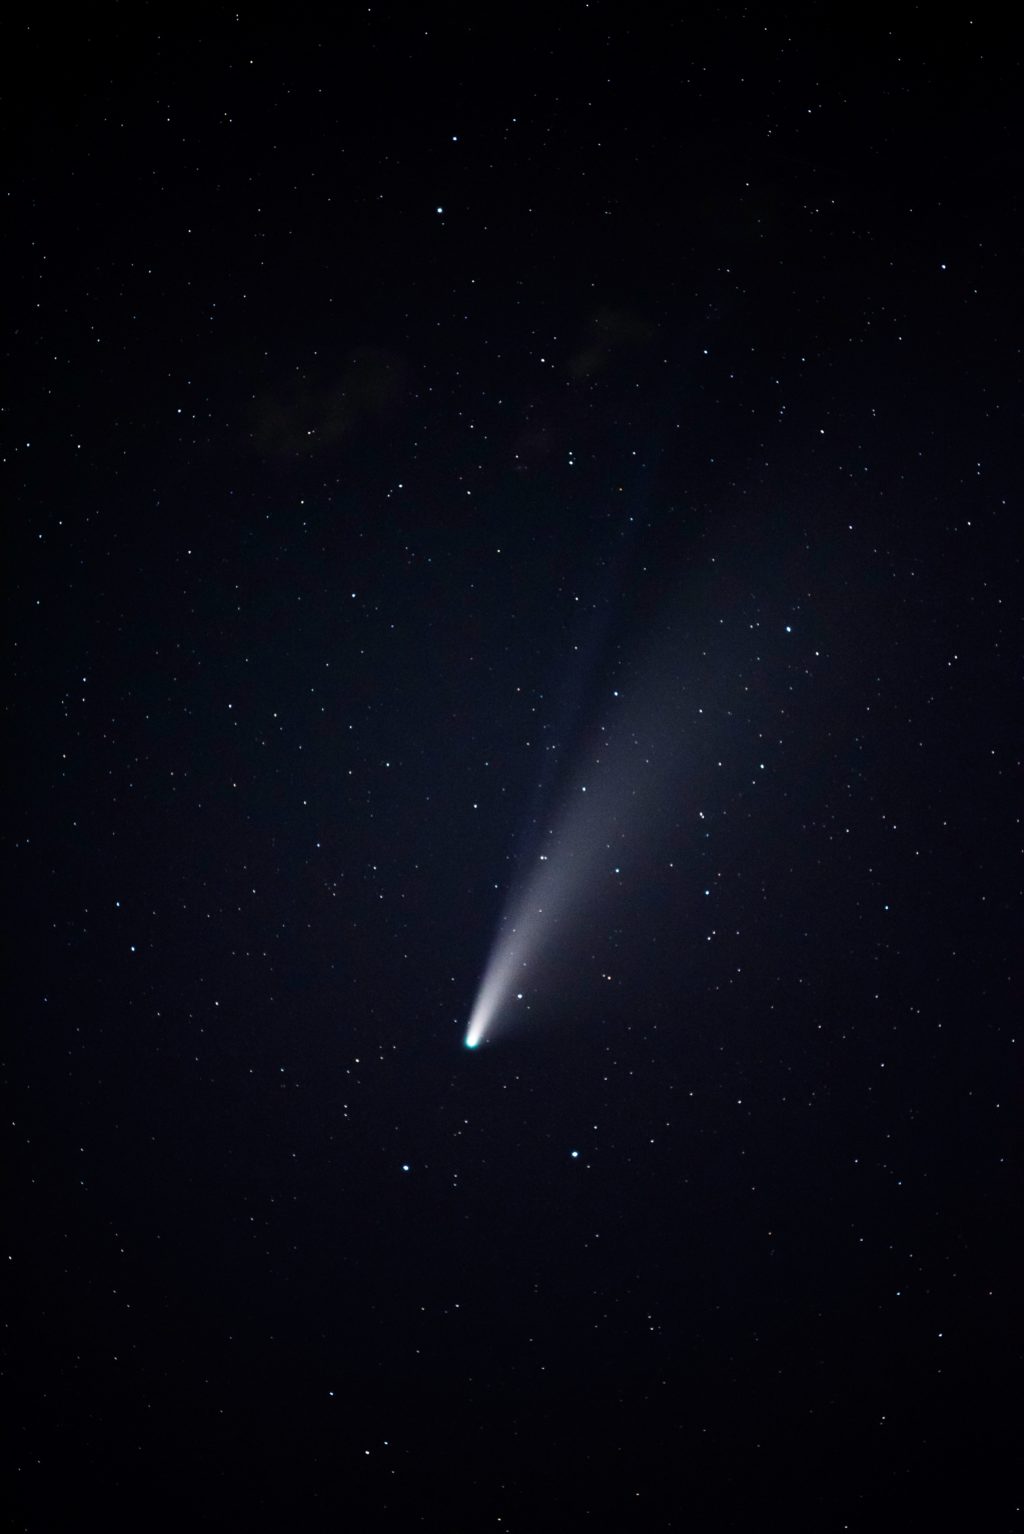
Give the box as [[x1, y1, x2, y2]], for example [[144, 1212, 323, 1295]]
[[463, 611, 693, 1049]]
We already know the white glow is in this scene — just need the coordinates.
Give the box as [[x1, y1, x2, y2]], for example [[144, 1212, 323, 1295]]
[[464, 916, 537, 1048], [463, 593, 699, 1049], [465, 818, 608, 1047]]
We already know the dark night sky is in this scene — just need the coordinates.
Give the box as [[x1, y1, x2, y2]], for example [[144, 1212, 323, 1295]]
[[5, 8, 1020, 1529]]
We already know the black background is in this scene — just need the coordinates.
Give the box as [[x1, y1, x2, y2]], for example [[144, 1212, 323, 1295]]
[[6, 7, 1020, 1528]]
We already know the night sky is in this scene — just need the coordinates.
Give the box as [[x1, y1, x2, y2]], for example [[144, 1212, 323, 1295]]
[[6, 9, 1020, 1529]]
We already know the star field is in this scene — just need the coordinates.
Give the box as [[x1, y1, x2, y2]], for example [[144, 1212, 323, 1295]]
[[6, 10, 1020, 1531]]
